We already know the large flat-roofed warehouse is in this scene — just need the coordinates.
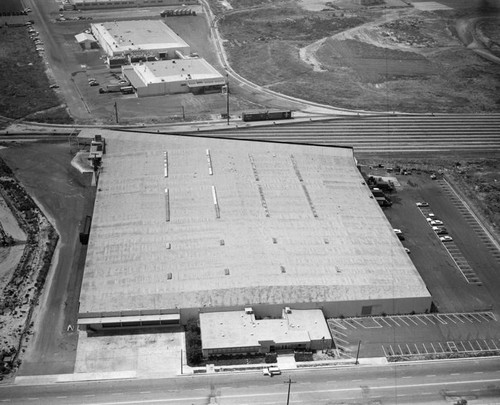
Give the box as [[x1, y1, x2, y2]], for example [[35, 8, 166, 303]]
[[90, 20, 190, 63], [77, 130, 432, 330], [122, 59, 226, 97]]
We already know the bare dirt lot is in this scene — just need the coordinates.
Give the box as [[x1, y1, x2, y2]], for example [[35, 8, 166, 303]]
[[217, 0, 500, 113]]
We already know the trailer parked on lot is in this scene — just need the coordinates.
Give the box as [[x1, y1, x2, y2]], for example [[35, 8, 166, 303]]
[[79, 215, 92, 245], [241, 110, 293, 122]]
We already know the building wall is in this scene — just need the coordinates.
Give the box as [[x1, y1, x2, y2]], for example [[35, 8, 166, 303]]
[[79, 297, 432, 329]]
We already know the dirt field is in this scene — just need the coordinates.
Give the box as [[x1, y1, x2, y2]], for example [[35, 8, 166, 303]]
[[217, 0, 500, 113]]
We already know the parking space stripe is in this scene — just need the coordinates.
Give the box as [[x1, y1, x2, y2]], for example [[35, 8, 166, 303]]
[[390, 317, 401, 327], [438, 342, 445, 352], [398, 316, 410, 326], [430, 343, 437, 353], [435, 315, 447, 324]]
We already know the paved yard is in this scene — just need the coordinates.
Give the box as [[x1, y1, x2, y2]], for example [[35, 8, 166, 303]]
[[74, 327, 186, 378]]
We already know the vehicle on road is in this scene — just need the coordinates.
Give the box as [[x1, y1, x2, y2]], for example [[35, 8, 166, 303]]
[[416, 202, 429, 207], [89, 81, 99, 87], [404, 247, 411, 254], [263, 366, 281, 376], [49, 84, 59, 89], [440, 235, 453, 242]]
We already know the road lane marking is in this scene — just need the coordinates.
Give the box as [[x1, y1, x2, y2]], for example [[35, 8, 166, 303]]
[[79, 378, 500, 405], [473, 371, 483, 374], [426, 375, 436, 377]]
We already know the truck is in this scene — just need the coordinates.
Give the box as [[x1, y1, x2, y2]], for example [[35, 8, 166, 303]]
[[79, 215, 92, 245], [120, 86, 134, 94]]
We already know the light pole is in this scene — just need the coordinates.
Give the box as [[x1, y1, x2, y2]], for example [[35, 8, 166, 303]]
[[355, 340, 361, 365], [225, 72, 229, 125]]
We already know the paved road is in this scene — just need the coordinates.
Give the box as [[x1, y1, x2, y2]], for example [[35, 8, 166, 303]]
[[0, 143, 95, 376], [1, 358, 499, 404]]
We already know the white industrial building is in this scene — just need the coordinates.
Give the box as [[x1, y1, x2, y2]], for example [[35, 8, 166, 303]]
[[70, 0, 197, 10], [122, 59, 226, 97], [77, 130, 432, 331], [90, 20, 190, 65]]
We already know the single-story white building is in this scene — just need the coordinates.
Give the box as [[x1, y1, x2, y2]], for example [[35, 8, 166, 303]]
[[122, 58, 225, 97], [90, 20, 190, 65], [200, 308, 333, 358]]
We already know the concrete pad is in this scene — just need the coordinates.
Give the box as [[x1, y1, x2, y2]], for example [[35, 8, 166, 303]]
[[75, 329, 185, 378], [411, 2, 451, 11], [277, 354, 297, 370]]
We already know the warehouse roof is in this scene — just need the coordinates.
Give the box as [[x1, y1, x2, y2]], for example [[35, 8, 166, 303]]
[[91, 20, 189, 54], [130, 59, 225, 85], [78, 130, 430, 316], [200, 309, 331, 350]]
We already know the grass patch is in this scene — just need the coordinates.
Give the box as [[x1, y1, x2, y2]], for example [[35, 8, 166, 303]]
[[0, 25, 72, 123]]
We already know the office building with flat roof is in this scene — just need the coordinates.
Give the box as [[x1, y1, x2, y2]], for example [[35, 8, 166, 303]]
[[122, 59, 225, 97], [91, 20, 190, 63]]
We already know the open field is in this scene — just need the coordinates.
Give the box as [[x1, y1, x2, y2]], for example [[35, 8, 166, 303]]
[[217, 0, 500, 113], [0, 26, 71, 124]]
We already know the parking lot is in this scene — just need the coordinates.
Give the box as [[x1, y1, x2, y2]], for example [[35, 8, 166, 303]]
[[328, 312, 500, 360], [377, 170, 500, 313]]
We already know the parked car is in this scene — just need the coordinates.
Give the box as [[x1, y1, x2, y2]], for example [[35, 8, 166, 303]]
[[432, 226, 448, 235], [393, 229, 405, 241], [89, 80, 99, 86], [49, 84, 59, 89], [416, 202, 429, 207], [430, 220, 443, 226], [440, 235, 453, 242]]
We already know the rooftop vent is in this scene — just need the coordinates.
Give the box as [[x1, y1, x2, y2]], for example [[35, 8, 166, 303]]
[[280, 265, 286, 273], [220, 239, 225, 246], [245, 307, 253, 314], [167, 273, 172, 280], [272, 238, 277, 244], [224, 268, 230, 276], [166, 242, 171, 249], [285, 307, 292, 314]]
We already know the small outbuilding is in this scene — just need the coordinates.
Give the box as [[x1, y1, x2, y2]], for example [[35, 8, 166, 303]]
[[75, 32, 97, 50]]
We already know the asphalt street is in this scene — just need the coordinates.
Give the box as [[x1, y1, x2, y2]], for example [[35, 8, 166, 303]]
[[1, 358, 500, 404]]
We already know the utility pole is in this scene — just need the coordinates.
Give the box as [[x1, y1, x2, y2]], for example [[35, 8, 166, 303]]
[[226, 72, 230, 125], [355, 340, 361, 365], [285, 376, 296, 405], [114, 101, 119, 124], [180, 349, 183, 374]]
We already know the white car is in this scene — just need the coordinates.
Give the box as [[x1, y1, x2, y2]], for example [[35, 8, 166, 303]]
[[430, 220, 443, 226], [393, 229, 402, 234], [416, 202, 429, 207], [263, 366, 281, 376], [440, 235, 453, 242]]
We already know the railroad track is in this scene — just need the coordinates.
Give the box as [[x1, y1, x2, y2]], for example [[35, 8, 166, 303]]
[[191, 113, 500, 154]]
